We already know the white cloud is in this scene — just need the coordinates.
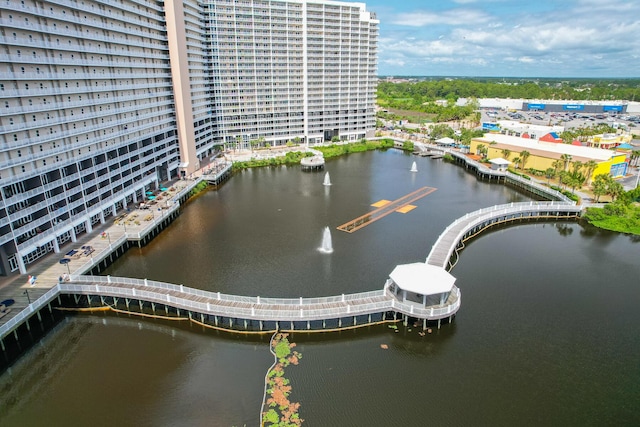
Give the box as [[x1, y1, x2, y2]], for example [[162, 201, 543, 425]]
[[377, 0, 640, 76], [392, 9, 492, 27]]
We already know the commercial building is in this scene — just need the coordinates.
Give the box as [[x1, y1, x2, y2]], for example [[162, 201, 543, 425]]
[[0, 0, 379, 275], [471, 134, 629, 181]]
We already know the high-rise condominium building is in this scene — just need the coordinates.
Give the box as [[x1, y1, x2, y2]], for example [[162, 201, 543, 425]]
[[0, 0, 378, 275]]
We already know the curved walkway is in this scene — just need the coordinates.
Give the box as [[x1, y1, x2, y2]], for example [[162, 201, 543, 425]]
[[426, 201, 582, 269]]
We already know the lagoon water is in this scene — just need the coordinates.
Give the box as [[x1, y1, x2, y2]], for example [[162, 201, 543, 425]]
[[1, 150, 639, 426]]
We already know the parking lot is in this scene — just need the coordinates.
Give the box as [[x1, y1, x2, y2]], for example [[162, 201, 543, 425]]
[[481, 109, 640, 133]]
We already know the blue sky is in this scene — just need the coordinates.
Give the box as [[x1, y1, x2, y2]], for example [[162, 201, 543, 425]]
[[364, 0, 640, 78]]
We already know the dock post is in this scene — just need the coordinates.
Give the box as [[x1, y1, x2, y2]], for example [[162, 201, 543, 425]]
[[423, 318, 427, 330], [214, 316, 219, 326], [125, 298, 130, 310], [438, 318, 441, 329], [260, 320, 263, 331], [338, 318, 342, 328]]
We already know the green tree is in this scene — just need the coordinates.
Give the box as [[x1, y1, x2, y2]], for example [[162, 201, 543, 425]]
[[592, 174, 609, 202], [545, 167, 556, 184], [560, 154, 573, 171], [552, 160, 564, 175], [607, 180, 624, 201], [571, 160, 583, 175], [501, 149, 511, 160], [583, 160, 598, 185], [520, 150, 531, 171], [476, 143, 485, 157], [512, 156, 521, 169]]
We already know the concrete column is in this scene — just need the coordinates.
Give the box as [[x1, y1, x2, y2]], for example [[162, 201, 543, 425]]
[[403, 290, 407, 303], [70, 227, 77, 243], [16, 253, 26, 275], [99, 211, 105, 224], [86, 219, 93, 233], [132, 191, 138, 204], [52, 237, 60, 253]]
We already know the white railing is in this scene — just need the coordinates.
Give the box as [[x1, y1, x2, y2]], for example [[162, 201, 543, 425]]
[[426, 201, 582, 268], [0, 285, 61, 340]]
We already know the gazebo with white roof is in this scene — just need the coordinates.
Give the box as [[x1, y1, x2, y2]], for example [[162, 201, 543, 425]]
[[489, 157, 510, 172], [388, 263, 457, 307]]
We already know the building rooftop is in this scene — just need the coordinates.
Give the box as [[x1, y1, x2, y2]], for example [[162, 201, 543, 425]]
[[389, 263, 456, 295], [476, 133, 618, 162]]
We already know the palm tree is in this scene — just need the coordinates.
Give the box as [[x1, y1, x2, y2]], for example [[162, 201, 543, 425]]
[[501, 149, 511, 160], [545, 167, 556, 185], [476, 144, 485, 157], [607, 181, 624, 201], [512, 156, 521, 170], [560, 154, 572, 171], [571, 160, 583, 175], [552, 160, 564, 175], [583, 160, 598, 185], [520, 150, 530, 171]]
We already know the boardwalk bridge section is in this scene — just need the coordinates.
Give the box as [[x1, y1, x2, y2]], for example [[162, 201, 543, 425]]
[[0, 200, 584, 365]]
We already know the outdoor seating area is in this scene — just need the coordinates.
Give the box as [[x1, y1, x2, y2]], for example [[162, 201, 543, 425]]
[[60, 245, 94, 262], [81, 245, 94, 256], [115, 213, 140, 226]]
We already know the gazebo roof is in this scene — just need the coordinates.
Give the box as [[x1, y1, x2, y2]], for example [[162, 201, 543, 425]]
[[489, 157, 511, 165], [389, 263, 456, 295], [436, 137, 456, 145]]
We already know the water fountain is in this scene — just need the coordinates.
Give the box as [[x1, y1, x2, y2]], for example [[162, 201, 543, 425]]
[[410, 161, 418, 173], [318, 226, 333, 254], [323, 172, 332, 186]]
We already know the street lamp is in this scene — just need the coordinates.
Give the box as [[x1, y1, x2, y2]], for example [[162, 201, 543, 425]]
[[23, 289, 30, 304], [60, 257, 71, 275]]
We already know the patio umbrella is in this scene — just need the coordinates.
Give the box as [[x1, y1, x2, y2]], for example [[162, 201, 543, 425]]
[[145, 191, 153, 195]]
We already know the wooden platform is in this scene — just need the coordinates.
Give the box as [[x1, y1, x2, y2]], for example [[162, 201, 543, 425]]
[[337, 187, 437, 233]]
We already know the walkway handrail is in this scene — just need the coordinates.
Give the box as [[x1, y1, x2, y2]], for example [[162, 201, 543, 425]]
[[56, 283, 395, 321], [426, 201, 582, 268], [70, 275, 387, 307], [0, 285, 61, 340]]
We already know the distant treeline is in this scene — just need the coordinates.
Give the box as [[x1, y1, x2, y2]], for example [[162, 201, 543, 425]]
[[377, 78, 640, 112]]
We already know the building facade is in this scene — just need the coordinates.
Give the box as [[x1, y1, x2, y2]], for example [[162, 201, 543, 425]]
[[0, 0, 379, 275], [471, 134, 629, 181], [205, 0, 378, 149]]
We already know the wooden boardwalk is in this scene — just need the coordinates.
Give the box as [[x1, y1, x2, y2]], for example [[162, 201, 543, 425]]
[[337, 187, 437, 233], [426, 201, 582, 269], [54, 275, 460, 323]]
